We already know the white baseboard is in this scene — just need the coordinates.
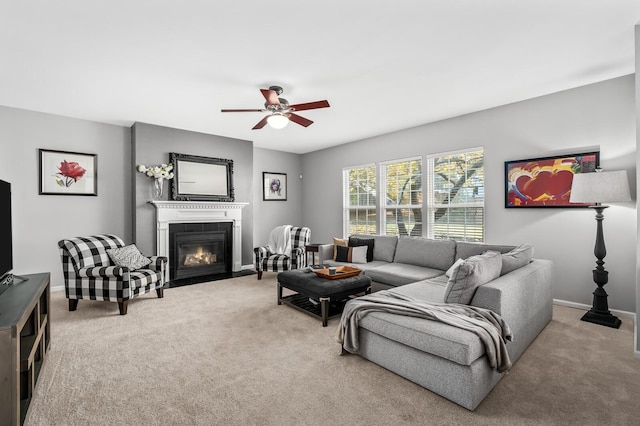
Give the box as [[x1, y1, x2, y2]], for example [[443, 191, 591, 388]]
[[51, 284, 64, 292], [553, 298, 639, 359]]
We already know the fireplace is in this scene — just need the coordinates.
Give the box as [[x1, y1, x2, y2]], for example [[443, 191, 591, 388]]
[[151, 201, 248, 282], [169, 222, 233, 280]]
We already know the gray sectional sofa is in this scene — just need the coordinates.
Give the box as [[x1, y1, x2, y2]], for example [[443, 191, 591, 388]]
[[319, 235, 553, 410]]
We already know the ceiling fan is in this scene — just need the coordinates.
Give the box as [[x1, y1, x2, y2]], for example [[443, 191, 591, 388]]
[[221, 86, 330, 130]]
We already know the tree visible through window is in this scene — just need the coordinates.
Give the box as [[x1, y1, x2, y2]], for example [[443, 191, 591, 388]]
[[343, 165, 377, 235], [343, 148, 483, 241], [427, 149, 484, 241], [382, 158, 422, 236]]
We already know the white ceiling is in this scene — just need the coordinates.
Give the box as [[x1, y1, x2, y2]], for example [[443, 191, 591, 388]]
[[1, 1, 639, 154]]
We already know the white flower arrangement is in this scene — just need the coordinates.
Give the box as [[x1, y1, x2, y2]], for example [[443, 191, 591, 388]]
[[136, 163, 174, 179]]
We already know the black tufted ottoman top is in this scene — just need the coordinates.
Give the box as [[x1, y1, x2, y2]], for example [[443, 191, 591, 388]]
[[277, 269, 371, 299]]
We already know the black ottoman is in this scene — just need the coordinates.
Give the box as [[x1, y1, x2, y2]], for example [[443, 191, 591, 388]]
[[277, 269, 372, 326]]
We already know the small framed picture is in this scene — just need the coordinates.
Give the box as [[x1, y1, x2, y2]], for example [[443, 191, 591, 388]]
[[263, 172, 287, 201], [39, 149, 97, 196]]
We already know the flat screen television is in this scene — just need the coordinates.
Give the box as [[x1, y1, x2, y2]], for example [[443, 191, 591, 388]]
[[0, 179, 13, 287]]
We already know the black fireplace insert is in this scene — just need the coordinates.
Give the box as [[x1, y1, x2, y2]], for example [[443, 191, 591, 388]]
[[169, 222, 233, 280]]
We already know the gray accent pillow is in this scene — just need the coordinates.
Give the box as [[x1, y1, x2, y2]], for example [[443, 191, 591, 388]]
[[107, 244, 151, 270], [444, 251, 502, 304], [455, 242, 516, 261], [445, 258, 464, 277], [501, 243, 534, 275]]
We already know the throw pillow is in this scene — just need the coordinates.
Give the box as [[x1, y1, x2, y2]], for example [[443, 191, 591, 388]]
[[348, 236, 374, 262], [333, 237, 348, 260], [445, 258, 465, 278], [107, 244, 151, 270], [444, 251, 502, 305], [350, 245, 368, 264], [335, 245, 368, 263], [501, 243, 534, 275]]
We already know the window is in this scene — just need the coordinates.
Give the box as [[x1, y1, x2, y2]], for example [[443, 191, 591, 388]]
[[381, 157, 422, 236], [343, 165, 377, 236], [343, 148, 484, 241], [426, 149, 484, 241]]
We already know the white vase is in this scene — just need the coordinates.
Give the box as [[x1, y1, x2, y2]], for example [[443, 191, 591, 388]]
[[153, 178, 165, 200]]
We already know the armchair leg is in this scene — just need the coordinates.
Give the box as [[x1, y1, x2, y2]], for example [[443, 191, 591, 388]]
[[156, 287, 164, 298], [118, 301, 128, 315], [69, 299, 78, 311], [258, 270, 263, 280]]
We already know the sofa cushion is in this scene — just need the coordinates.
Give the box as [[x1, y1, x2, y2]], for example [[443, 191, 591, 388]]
[[501, 243, 534, 275], [349, 236, 374, 262], [324, 259, 389, 272], [393, 237, 456, 271], [364, 263, 445, 287], [358, 286, 486, 366], [444, 251, 502, 304], [455, 242, 515, 261], [352, 234, 398, 262], [392, 276, 449, 303]]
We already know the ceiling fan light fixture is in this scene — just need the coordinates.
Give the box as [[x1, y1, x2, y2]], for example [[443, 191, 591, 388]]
[[267, 113, 289, 129]]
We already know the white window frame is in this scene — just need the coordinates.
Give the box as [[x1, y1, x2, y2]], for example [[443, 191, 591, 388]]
[[342, 147, 484, 242], [342, 163, 378, 237]]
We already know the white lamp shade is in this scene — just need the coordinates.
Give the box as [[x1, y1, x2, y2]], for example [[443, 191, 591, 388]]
[[569, 170, 631, 204], [267, 114, 289, 129]]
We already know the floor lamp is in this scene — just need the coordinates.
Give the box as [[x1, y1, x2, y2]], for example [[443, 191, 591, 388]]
[[569, 169, 631, 328]]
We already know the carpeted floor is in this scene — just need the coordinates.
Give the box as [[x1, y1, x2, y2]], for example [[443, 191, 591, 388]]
[[25, 272, 640, 425]]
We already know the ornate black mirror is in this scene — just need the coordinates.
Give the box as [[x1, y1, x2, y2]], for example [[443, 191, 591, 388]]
[[170, 152, 235, 202]]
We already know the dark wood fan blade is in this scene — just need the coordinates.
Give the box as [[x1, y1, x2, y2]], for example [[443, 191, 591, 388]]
[[221, 109, 265, 112], [288, 100, 330, 111], [288, 113, 313, 127], [260, 89, 281, 106], [252, 116, 269, 130]]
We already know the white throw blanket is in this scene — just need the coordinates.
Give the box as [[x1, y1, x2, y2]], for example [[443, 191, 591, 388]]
[[336, 291, 513, 373], [267, 225, 292, 257]]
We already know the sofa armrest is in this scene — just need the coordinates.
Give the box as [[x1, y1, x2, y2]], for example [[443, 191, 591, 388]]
[[471, 258, 553, 361], [318, 244, 334, 264]]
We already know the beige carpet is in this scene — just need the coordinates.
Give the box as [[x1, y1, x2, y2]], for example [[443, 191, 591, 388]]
[[25, 272, 640, 425]]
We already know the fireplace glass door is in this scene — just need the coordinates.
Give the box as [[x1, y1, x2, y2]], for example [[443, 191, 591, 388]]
[[173, 231, 227, 279]]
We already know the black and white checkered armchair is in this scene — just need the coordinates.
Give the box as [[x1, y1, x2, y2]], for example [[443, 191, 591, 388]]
[[254, 226, 310, 279], [58, 234, 167, 315]]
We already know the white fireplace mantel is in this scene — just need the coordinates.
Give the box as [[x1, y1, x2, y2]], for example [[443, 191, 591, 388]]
[[150, 201, 248, 281]]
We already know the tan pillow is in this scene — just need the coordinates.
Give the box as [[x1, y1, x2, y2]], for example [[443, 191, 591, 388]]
[[333, 237, 348, 260]]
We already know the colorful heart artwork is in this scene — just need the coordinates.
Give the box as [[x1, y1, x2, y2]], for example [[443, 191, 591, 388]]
[[505, 153, 599, 207]]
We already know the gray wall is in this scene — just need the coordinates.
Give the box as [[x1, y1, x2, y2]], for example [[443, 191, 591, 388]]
[[302, 75, 637, 313], [131, 122, 255, 266], [0, 106, 131, 287], [0, 75, 636, 321], [635, 23, 639, 355], [252, 147, 304, 245]]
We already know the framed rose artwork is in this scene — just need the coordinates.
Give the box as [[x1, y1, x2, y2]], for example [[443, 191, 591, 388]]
[[262, 172, 287, 201], [39, 149, 97, 196], [505, 151, 599, 208]]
